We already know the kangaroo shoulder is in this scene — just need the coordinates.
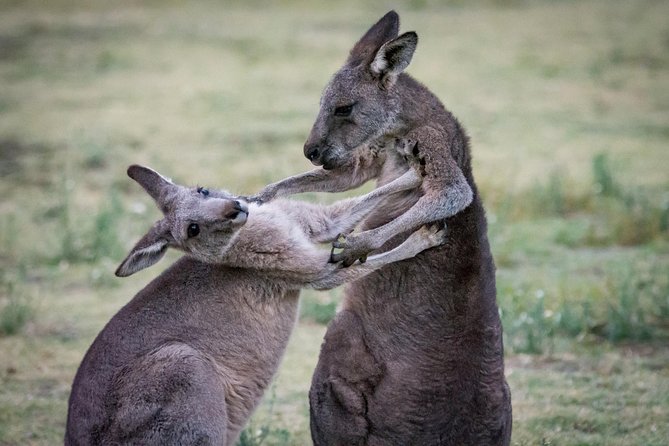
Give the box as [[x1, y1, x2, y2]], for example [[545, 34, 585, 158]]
[[244, 201, 308, 247]]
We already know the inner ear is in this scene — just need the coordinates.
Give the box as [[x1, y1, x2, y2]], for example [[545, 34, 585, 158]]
[[115, 221, 173, 277], [370, 32, 418, 88], [115, 239, 169, 277]]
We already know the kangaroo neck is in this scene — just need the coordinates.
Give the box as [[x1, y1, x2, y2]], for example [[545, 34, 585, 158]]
[[391, 74, 451, 135]]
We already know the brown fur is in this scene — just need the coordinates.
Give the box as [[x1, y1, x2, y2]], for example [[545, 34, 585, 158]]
[[252, 11, 511, 445]]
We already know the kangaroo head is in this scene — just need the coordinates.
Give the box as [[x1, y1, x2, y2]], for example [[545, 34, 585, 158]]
[[115, 165, 249, 277], [303, 11, 418, 170]]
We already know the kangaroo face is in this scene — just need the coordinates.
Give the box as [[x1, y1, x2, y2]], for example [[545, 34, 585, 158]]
[[302, 12, 417, 170], [303, 67, 400, 170], [162, 187, 249, 264], [115, 165, 249, 277]]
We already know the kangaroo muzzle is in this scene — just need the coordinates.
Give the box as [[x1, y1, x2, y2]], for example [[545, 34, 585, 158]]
[[223, 200, 249, 225], [303, 141, 344, 170], [304, 141, 322, 165]]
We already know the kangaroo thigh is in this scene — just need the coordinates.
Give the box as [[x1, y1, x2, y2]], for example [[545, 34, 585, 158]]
[[104, 343, 228, 445], [309, 310, 383, 445]]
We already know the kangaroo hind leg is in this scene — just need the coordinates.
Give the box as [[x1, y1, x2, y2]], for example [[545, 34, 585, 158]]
[[310, 310, 382, 446], [104, 343, 228, 445]]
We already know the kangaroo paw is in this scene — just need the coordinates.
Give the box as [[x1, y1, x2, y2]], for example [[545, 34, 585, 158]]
[[413, 224, 448, 250], [331, 233, 373, 267], [247, 185, 278, 205], [395, 137, 427, 177]]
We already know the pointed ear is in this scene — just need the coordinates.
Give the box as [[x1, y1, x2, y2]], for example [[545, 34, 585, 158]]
[[115, 221, 173, 277], [127, 164, 175, 205], [348, 10, 400, 66], [370, 32, 418, 89]]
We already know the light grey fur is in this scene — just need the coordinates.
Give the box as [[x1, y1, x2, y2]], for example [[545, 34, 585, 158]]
[[65, 164, 444, 446]]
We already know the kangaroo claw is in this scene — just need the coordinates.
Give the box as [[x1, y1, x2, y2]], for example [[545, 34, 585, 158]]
[[395, 137, 427, 177], [332, 233, 348, 249], [329, 245, 342, 263], [330, 233, 373, 267], [422, 223, 448, 246], [247, 185, 278, 206]]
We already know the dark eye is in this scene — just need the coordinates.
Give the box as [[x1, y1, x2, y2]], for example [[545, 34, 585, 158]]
[[334, 104, 354, 117], [187, 223, 200, 238], [196, 186, 209, 197]]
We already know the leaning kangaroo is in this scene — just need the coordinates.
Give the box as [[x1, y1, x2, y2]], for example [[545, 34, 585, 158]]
[[252, 11, 512, 445], [65, 164, 445, 445]]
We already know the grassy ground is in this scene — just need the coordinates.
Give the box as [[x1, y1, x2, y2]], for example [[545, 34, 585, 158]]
[[1, 0, 668, 444]]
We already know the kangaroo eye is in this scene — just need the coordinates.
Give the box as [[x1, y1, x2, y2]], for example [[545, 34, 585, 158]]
[[196, 186, 210, 197], [187, 223, 200, 238], [334, 104, 354, 117]]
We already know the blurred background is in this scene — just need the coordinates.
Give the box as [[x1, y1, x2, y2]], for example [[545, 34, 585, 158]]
[[0, 0, 667, 444]]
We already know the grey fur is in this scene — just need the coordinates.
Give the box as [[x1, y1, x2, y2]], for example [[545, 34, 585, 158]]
[[251, 10, 511, 446], [65, 164, 445, 445]]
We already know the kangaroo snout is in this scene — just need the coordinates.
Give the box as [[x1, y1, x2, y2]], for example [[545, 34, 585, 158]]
[[304, 141, 341, 170], [223, 200, 249, 224], [304, 141, 322, 165]]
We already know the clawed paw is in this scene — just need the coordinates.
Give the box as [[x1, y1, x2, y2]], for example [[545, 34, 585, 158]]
[[423, 223, 448, 246], [329, 233, 370, 267], [395, 137, 427, 177], [407, 223, 448, 252], [247, 187, 277, 205], [245, 195, 262, 204], [395, 137, 417, 158]]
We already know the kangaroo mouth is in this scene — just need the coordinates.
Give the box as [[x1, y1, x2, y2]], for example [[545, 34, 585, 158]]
[[308, 144, 346, 170], [320, 154, 345, 171], [228, 210, 248, 225], [226, 201, 249, 225]]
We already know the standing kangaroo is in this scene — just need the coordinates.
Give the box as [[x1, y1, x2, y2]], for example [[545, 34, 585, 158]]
[[251, 11, 512, 445], [65, 164, 445, 445]]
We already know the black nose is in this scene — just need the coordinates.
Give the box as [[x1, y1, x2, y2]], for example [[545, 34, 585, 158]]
[[233, 200, 249, 215], [304, 144, 320, 162]]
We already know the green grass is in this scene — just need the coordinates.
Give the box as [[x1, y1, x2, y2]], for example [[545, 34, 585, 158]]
[[1, 0, 668, 444], [0, 295, 33, 337]]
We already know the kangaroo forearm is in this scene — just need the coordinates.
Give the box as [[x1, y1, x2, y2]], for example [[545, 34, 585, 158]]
[[311, 225, 438, 289], [264, 152, 384, 199], [269, 169, 339, 197], [310, 169, 422, 243], [276, 169, 367, 196], [356, 178, 472, 250], [308, 263, 380, 290]]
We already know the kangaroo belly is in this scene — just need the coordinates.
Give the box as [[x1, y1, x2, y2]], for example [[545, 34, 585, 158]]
[[311, 237, 511, 445]]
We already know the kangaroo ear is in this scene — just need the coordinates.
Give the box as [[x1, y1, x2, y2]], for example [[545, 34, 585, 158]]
[[127, 165, 175, 207], [370, 32, 418, 89], [348, 10, 400, 66], [115, 221, 173, 277]]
